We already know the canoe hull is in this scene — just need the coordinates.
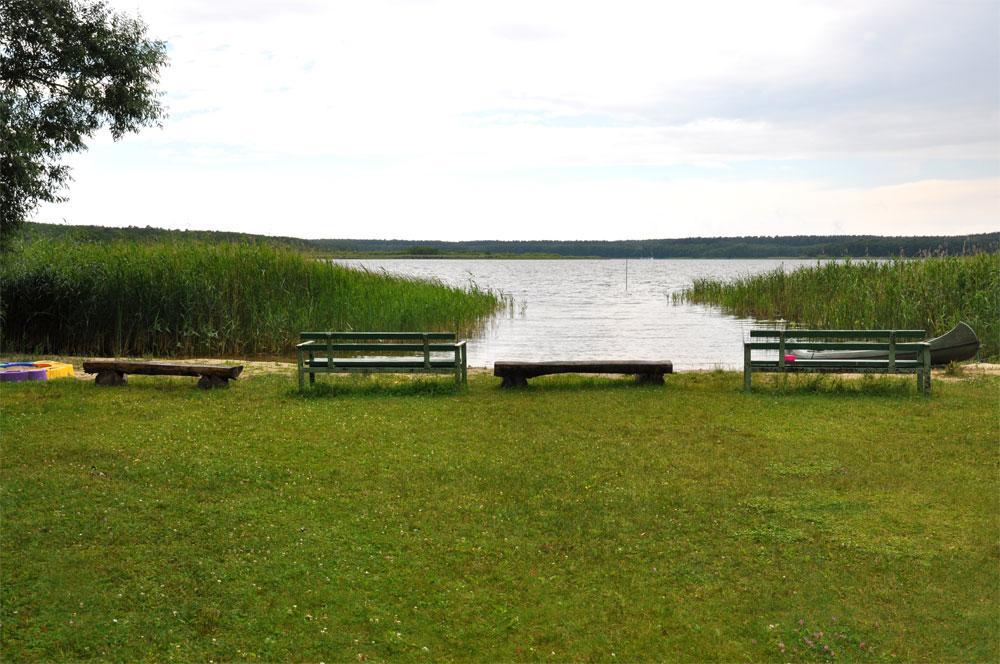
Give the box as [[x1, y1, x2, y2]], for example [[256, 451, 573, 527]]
[[790, 322, 980, 366]]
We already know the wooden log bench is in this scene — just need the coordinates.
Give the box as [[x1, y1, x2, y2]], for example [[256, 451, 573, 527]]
[[82, 360, 243, 388], [744, 329, 932, 395], [494, 360, 673, 388], [297, 332, 467, 390]]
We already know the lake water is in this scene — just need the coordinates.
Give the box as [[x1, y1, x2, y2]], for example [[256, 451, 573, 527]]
[[336, 259, 820, 370]]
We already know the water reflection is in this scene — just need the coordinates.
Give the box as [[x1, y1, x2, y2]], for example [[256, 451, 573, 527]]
[[336, 258, 820, 370]]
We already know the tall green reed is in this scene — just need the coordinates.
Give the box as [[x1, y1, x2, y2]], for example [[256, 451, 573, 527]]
[[678, 255, 999, 359], [1, 240, 505, 357]]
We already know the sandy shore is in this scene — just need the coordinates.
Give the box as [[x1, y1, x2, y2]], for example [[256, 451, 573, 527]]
[[5, 356, 997, 383]]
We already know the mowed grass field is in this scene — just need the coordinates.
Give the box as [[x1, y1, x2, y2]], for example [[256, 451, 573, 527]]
[[2, 370, 997, 662]]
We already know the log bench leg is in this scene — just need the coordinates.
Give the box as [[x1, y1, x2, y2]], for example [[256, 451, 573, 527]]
[[95, 370, 126, 386], [635, 372, 664, 385], [197, 374, 230, 389], [500, 375, 528, 389]]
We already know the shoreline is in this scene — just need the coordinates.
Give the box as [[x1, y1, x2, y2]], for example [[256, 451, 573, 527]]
[[5, 355, 998, 382]]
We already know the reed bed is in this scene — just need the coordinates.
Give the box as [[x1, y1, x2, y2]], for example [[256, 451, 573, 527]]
[[0, 240, 505, 357], [679, 254, 999, 359]]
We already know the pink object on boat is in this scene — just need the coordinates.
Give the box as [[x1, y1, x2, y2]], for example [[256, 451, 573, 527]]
[[784, 354, 797, 363], [0, 366, 48, 382]]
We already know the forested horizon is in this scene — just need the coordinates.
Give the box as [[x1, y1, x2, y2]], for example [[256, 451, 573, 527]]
[[21, 222, 999, 258]]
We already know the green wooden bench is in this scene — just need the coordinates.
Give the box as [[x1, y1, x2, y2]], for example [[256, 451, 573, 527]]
[[296, 332, 467, 390], [744, 329, 932, 395]]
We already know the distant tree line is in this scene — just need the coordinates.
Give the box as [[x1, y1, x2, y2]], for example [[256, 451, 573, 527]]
[[20, 222, 999, 258]]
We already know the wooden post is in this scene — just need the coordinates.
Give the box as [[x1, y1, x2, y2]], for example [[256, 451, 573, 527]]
[[743, 343, 752, 391], [423, 335, 430, 369], [778, 331, 785, 370]]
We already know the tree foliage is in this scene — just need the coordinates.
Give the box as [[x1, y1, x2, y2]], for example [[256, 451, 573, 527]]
[[0, 0, 167, 248]]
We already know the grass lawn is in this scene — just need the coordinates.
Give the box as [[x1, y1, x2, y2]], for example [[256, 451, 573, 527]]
[[2, 370, 997, 661]]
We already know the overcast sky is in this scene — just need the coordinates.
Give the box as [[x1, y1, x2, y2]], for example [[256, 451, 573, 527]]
[[36, 0, 1000, 240]]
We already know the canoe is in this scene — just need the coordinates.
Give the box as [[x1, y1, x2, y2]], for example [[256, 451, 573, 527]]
[[791, 322, 980, 366]]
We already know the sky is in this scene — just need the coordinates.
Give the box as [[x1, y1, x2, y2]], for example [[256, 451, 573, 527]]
[[36, 0, 1000, 240]]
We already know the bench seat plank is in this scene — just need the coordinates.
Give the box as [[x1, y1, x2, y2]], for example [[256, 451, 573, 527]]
[[494, 360, 673, 387], [751, 365, 923, 374], [751, 359, 922, 369], [82, 360, 243, 388], [306, 358, 464, 369], [82, 361, 242, 379]]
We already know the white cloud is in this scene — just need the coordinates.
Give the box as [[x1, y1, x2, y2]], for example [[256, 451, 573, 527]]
[[34, 0, 1000, 238]]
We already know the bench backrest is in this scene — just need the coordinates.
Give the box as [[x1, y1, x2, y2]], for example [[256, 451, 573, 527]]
[[300, 331, 456, 341], [748, 329, 925, 339], [745, 328, 928, 370]]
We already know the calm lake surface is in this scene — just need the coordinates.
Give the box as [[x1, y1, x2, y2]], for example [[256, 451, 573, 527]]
[[336, 259, 820, 370]]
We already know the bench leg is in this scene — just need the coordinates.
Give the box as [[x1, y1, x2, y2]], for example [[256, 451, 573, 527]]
[[743, 345, 752, 391], [500, 375, 528, 389], [197, 375, 229, 389], [635, 372, 664, 385], [918, 369, 931, 396], [309, 371, 315, 385], [462, 345, 468, 385], [95, 370, 126, 386]]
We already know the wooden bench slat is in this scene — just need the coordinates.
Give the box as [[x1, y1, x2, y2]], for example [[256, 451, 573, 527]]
[[751, 359, 923, 369], [749, 329, 925, 339], [747, 341, 930, 351], [299, 332, 456, 340], [306, 358, 462, 368], [751, 365, 924, 374], [297, 342, 463, 352]]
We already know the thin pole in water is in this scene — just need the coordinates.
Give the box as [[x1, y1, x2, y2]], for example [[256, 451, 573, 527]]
[[625, 259, 629, 292]]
